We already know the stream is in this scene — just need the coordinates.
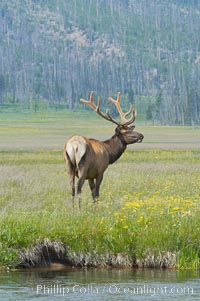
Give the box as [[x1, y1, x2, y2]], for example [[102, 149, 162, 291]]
[[0, 267, 200, 300]]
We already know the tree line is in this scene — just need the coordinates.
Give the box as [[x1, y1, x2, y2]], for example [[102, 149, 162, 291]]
[[0, 0, 200, 125]]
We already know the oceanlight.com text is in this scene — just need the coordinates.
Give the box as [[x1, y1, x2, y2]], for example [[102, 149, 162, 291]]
[[35, 283, 194, 297]]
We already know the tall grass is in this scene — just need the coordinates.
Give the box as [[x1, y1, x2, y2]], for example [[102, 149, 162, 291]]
[[0, 148, 200, 268]]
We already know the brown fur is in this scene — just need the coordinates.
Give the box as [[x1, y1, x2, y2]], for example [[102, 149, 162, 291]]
[[64, 125, 144, 208]]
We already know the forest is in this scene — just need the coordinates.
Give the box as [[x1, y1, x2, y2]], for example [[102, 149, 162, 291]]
[[0, 0, 200, 125]]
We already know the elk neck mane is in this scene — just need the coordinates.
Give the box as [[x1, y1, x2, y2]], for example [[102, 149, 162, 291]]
[[103, 133, 127, 165]]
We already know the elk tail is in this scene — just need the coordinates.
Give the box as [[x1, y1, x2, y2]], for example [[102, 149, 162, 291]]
[[65, 141, 86, 167]]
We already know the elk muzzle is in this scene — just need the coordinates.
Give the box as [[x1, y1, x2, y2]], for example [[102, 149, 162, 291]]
[[124, 131, 144, 144]]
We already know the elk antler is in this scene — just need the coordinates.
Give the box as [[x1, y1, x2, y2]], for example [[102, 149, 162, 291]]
[[80, 91, 120, 125], [80, 91, 136, 126], [108, 92, 136, 126]]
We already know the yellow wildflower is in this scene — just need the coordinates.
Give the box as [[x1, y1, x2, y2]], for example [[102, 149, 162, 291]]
[[173, 207, 179, 211], [137, 215, 144, 223]]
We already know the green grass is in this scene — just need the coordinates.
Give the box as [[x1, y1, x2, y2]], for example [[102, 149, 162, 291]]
[[0, 111, 200, 268]]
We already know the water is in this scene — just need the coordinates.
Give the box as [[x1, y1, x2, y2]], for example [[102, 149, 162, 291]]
[[0, 267, 200, 301]]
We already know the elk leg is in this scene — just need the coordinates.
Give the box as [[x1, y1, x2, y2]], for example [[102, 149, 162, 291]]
[[65, 155, 76, 208], [93, 174, 103, 203], [77, 174, 86, 209], [88, 179, 96, 200], [70, 174, 75, 208]]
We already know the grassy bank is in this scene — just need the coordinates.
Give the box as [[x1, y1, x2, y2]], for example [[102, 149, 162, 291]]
[[1, 149, 200, 269], [0, 112, 200, 269]]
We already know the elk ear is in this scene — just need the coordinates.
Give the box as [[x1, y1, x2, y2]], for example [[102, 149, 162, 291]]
[[115, 125, 121, 135]]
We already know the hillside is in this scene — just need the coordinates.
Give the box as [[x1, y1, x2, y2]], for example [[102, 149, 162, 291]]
[[0, 0, 200, 125]]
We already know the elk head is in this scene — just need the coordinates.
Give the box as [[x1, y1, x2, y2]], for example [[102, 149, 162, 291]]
[[80, 91, 144, 145]]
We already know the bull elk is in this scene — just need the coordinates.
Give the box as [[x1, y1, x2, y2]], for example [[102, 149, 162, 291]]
[[64, 91, 144, 208]]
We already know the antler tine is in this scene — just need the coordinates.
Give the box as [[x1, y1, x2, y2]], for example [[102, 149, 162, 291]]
[[108, 92, 122, 115], [80, 91, 97, 110], [80, 91, 120, 125], [108, 92, 136, 126], [124, 104, 133, 117], [125, 108, 137, 125]]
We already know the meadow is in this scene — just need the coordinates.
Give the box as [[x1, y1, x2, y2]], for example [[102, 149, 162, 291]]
[[0, 111, 200, 269]]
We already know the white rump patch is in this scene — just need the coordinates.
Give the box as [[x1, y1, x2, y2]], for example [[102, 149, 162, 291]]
[[66, 136, 87, 166]]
